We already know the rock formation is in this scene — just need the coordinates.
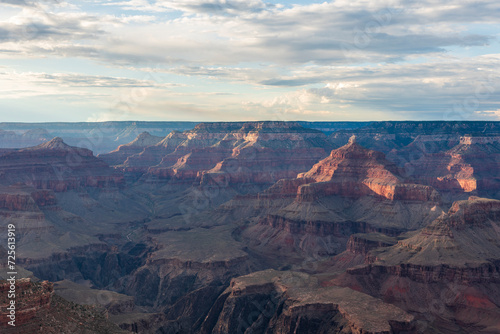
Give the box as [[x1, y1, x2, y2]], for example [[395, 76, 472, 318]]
[[0, 278, 129, 333], [334, 197, 500, 333], [0, 128, 50, 149], [201, 269, 415, 334], [0, 137, 124, 192], [295, 136, 439, 202], [241, 139, 443, 258], [3, 121, 500, 333], [0, 279, 53, 328], [404, 136, 500, 197], [98, 131, 163, 166], [143, 122, 332, 190]]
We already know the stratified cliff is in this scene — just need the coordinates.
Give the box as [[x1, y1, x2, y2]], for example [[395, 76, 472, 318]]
[[334, 197, 500, 333], [116, 122, 331, 190], [200, 270, 415, 334], [5, 121, 500, 334], [0, 137, 124, 191], [295, 136, 439, 202], [241, 137, 442, 258], [404, 136, 500, 197], [0, 278, 129, 333], [98, 132, 164, 166]]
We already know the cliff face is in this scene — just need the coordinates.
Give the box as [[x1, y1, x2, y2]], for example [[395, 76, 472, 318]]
[[294, 136, 439, 202], [200, 270, 414, 334], [146, 122, 331, 188], [98, 131, 163, 166], [0, 137, 124, 192], [113, 122, 331, 190], [0, 279, 53, 328], [333, 197, 500, 332], [0, 279, 128, 333], [404, 136, 500, 196], [240, 138, 442, 257], [0, 185, 56, 237], [121, 130, 189, 171]]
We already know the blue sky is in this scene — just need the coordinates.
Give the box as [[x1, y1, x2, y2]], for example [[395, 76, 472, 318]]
[[0, 0, 499, 122]]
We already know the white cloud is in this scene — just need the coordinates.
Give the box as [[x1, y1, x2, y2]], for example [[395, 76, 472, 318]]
[[1, 0, 500, 121]]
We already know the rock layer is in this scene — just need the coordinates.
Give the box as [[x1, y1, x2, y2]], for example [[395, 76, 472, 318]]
[[98, 131, 163, 166], [0, 137, 123, 192], [334, 197, 500, 333], [201, 270, 415, 334]]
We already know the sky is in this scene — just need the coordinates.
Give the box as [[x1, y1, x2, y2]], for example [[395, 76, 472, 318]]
[[0, 0, 499, 122]]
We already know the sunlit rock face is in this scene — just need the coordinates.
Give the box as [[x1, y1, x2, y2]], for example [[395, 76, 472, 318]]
[[294, 136, 439, 202], [115, 122, 331, 188], [404, 135, 500, 195]]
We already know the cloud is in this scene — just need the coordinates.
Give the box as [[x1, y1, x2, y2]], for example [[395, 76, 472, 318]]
[[106, 0, 270, 15], [29, 72, 177, 88], [0, 69, 182, 102], [0, 6, 107, 44], [251, 55, 500, 120], [0, 0, 36, 7], [1, 0, 500, 122], [2, 0, 496, 66]]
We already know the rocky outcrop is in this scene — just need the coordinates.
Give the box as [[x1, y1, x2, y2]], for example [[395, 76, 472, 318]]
[[0, 192, 39, 212], [346, 233, 398, 256], [0, 137, 124, 192], [403, 136, 500, 197], [333, 197, 500, 332], [317, 233, 398, 273], [0, 278, 129, 333], [293, 136, 439, 202], [98, 131, 163, 166], [200, 270, 415, 334], [0, 279, 53, 328], [143, 122, 331, 189]]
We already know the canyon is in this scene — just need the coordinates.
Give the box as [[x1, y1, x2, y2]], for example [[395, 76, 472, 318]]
[[1, 121, 500, 333]]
